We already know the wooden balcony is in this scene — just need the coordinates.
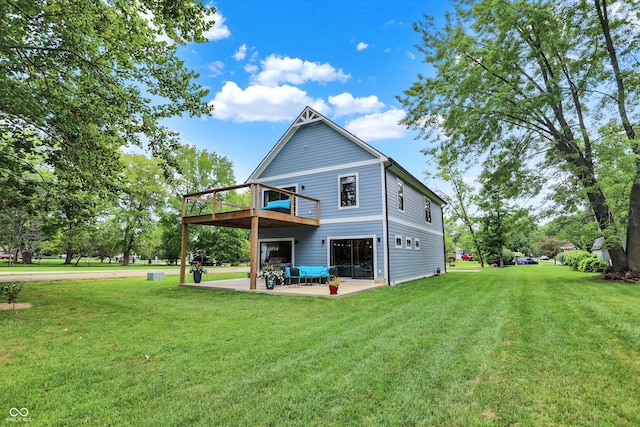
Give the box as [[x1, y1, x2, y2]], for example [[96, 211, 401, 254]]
[[181, 183, 320, 229], [180, 183, 320, 288]]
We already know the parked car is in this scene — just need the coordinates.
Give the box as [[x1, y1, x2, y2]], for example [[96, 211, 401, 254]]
[[0, 254, 14, 259], [461, 253, 474, 261], [517, 257, 539, 265], [539, 256, 550, 260]]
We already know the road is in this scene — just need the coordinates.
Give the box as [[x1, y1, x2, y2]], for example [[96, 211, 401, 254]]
[[0, 266, 249, 283]]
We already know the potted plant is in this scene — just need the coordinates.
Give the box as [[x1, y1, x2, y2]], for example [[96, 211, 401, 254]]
[[328, 277, 340, 295], [260, 265, 284, 290], [189, 261, 208, 283]]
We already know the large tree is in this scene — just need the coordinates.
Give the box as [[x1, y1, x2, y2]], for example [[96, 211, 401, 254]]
[[0, 0, 215, 193], [401, 0, 640, 273]]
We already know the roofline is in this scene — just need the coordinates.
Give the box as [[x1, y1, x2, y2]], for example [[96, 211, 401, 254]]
[[385, 158, 447, 205]]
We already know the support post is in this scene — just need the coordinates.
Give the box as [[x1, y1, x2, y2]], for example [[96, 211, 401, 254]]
[[180, 222, 188, 284], [250, 214, 259, 290]]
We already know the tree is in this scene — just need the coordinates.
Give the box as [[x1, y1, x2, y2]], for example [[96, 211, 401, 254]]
[[401, 0, 640, 274], [1, 0, 215, 195], [110, 154, 166, 266], [535, 235, 563, 262]]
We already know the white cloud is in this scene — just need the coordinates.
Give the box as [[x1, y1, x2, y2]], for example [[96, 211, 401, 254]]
[[252, 55, 350, 87], [234, 44, 247, 61], [328, 93, 384, 117], [344, 109, 408, 141], [207, 61, 225, 76], [356, 42, 369, 51], [209, 81, 329, 122], [244, 63, 258, 74], [407, 51, 416, 60], [203, 11, 230, 40]]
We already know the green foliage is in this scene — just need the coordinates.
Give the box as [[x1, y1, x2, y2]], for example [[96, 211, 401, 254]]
[[485, 248, 516, 266], [400, 0, 640, 271], [577, 256, 608, 273], [564, 251, 594, 271], [1, 0, 215, 192], [0, 282, 23, 304]]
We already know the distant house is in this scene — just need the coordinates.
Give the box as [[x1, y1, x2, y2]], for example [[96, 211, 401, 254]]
[[560, 242, 576, 252], [180, 107, 446, 287]]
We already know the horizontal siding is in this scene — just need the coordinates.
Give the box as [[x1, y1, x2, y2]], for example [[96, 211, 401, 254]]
[[385, 170, 445, 284], [260, 122, 377, 179]]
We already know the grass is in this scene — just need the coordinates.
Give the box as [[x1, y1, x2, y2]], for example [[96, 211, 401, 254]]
[[1, 265, 639, 425]]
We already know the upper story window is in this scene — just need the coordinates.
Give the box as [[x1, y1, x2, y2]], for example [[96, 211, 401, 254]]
[[397, 180, 404, 211], [339, 173, 358, 208], [424, 196, 432, 223], [264, 186, 296, 206]]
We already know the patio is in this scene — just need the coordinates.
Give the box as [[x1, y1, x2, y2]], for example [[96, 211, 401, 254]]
[[181, 277, 385, 297]]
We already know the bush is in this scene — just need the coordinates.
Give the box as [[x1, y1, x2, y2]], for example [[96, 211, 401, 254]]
[[578, 256, 608, 273], [556, 252, 567, 264], [564, 251, 592, 270]]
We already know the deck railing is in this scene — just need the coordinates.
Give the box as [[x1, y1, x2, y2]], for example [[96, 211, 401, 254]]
[[182, 183, 320, 223]]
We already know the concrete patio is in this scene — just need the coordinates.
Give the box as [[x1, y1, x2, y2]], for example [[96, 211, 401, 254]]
[[181, 277, 386, 297]]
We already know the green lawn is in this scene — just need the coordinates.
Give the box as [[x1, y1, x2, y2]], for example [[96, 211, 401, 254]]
[[2, 265, 639, 425]]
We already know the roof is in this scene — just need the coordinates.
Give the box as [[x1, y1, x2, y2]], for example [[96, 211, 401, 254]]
[[246, 106, 446, 205]]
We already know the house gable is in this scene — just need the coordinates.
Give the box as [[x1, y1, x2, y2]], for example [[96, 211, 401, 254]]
[[247, 107, 385, 182]]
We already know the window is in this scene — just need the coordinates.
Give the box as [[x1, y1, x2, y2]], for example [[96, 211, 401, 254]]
[[339, 174, 358, 208], [415, 239, 420, 250], [406, 237, 412, 249], [397, 180, 404, 211], [264, 186, 296, 206], [424, 197, 432, 223], [395, 235, 402, 248]]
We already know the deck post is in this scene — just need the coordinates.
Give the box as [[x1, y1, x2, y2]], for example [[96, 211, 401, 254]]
[[250, 212, 259, 290], [179, 222, 188, 284]]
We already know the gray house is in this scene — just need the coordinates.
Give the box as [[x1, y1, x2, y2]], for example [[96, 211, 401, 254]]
[[179, 107, 446, 286]]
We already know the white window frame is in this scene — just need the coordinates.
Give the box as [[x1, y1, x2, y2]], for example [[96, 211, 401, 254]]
[[397, 179, 405, 212], [395, 235, 402, 248], [415, 239, 420, 250], [424, 196, 432, 224], [338, 172, 359, 209], [406, 237, 412, 249]]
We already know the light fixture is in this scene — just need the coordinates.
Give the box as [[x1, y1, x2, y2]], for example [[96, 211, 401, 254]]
[[321, 239, 325, 245]]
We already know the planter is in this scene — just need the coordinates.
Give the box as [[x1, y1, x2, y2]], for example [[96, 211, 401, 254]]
[[193, 271, 202, 283], [329, 285, 339, 295], [266, 276, 276, 290]]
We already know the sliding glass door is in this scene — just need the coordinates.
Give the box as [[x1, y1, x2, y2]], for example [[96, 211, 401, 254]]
[[330, 238, 374, 279]]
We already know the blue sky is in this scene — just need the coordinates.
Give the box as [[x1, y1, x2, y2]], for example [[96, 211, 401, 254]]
[[166, 1, 453, 188]]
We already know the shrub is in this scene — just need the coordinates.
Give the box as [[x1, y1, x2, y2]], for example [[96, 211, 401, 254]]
[[485, 249, 516, 266], [578, 256, 608, 273], [564, 250, 592, 270], [556, 252, 567, 264]]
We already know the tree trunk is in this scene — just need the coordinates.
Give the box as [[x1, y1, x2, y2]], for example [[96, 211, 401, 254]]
[[626, 181, 640, 273]]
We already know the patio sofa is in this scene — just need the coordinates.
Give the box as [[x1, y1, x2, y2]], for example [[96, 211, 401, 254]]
[[284, 266, 335, 285]]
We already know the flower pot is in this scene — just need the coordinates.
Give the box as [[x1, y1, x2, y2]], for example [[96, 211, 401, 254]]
[[266, 276, 276, 290], [193, 271, 202, 283], [329, 285, 339, 295]]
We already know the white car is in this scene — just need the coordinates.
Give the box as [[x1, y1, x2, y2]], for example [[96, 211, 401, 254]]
[[540, 256, 550, 260]]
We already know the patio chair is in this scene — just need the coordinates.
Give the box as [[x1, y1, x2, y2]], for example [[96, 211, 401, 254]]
[[284, 267, 302, 287]]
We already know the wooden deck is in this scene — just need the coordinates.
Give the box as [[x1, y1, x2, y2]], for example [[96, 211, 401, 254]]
[[180, 183, 320, 288], [182, 207, 319, 229]]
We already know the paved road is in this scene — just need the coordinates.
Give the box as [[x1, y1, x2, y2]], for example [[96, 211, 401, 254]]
[[0, 266, 249, 282]]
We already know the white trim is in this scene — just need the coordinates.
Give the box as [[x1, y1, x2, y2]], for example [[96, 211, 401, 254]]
[[320, 215, 384, 225], [380, 163, 389, 286], [395, 235, 402, 248], [338, 172, 359, 209], [397, 178, 405, 213], [252, 159, 380, 183], [415, 238, 421, 250], [327, 234, 378, 279], [406, 237, 412, 249], [260, 184, 298, 215], [388, 216, 444, 236]]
